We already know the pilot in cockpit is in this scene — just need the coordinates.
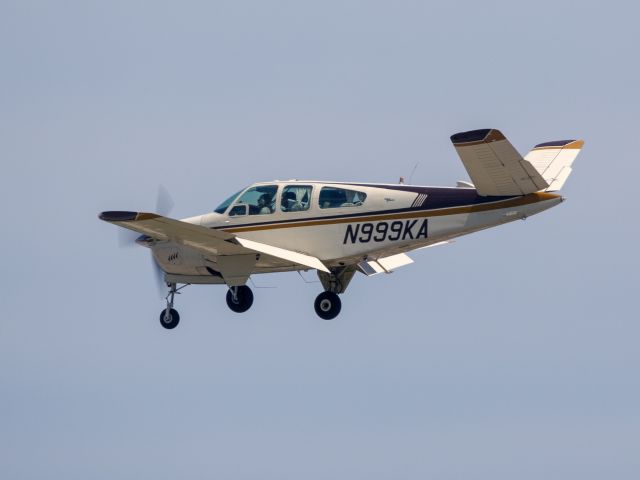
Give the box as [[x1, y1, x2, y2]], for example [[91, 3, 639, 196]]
[[257, 193, 273, 214]]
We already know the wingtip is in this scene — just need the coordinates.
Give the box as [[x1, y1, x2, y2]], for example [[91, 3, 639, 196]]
[[99, 211, 139, 222], [98, 211, 160, 222]]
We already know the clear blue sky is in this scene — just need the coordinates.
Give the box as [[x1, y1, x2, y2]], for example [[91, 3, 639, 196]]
[[2, 1, 638, 478]]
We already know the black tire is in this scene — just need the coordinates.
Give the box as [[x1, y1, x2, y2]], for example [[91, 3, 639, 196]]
[[314, 291, 342, 320], [226, 285, 254, 313], [159, 308, 180, 329]]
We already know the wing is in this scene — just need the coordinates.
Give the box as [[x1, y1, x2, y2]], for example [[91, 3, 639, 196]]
[[450, 129, 549, 196], [99, 211, 329, 273], [100, 211, 243, 254]]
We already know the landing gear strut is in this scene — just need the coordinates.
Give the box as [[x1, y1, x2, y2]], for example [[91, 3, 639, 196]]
[[159, 283, 181, 329], [226, 285, 254, 313]]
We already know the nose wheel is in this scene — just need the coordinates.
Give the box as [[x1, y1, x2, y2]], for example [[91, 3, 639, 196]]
[[314, 291, 341, 320], [159, 282, 186, 329], [159, 308, 180, 329]]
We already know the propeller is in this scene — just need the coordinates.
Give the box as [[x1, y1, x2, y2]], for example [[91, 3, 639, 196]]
[[150, 185, 174, 298], [156, 185, 174, 217], [116, 186, 175, 298], [151, 251, 167, 299], [118, 228, 139, 248], [117, 185, 175, 248]]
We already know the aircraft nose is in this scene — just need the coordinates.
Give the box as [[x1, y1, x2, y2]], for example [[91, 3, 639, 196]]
[[135, 234, 154, 246]]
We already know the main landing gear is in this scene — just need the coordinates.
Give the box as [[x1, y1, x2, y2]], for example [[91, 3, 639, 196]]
[[314, 291, 341, 320], [226, 285, 254, 313], [313, 266, 356, 320]]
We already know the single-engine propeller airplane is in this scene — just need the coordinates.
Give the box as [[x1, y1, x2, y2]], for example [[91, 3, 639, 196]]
[[100, 128, 583, 329]]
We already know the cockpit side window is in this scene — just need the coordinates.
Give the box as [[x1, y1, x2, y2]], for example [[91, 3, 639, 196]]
[[232, 185, 278, 215], [281, 185, 312, 212], [214, 189, 243, 214], [319, 187, 367, 209]]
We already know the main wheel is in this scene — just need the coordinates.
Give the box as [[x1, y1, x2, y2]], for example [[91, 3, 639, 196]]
[[314, 291, 342, 320], [226, 285, 254, 313], [159, 308, 180, 329]]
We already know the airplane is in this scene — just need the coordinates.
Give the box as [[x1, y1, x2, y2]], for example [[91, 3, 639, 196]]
[[99, 128, 583, 329]]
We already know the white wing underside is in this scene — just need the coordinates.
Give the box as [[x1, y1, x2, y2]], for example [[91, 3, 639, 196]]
[[100, 211, 453, 283], [99, 212, 330, 281]]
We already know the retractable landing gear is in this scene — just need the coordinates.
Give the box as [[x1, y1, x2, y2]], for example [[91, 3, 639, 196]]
[[314, 291, 341, 320], [160, 308, 180, 329], [226, 285, 254, 313], [159, 283, 185, 329], [314, 266, 355, 320]]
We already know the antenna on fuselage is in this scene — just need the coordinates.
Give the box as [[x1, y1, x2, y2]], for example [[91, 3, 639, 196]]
[[408, 163, 419, 185]]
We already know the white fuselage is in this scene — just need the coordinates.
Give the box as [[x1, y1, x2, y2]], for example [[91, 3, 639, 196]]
[[147, 181, 562, 282]]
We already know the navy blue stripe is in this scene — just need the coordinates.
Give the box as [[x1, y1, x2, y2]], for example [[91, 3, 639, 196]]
[[535, 140, 575, 148], [212, 188, 517, 230], [99, 211, 138, 221], [450, 129, 491, 143]]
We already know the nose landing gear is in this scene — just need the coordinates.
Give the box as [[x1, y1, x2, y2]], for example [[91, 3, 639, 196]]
[[159, 307, 180, 329], [159, 283, 186, 329]]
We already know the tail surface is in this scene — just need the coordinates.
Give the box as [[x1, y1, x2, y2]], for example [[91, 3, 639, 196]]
[[524, 139, 584, 191], [450, 129, 549, 196]]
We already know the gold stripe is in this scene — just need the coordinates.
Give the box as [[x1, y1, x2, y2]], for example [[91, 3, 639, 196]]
[[135, 213, 160, 221], [222, 193, 560, 233], [485, 129, 506, 142]]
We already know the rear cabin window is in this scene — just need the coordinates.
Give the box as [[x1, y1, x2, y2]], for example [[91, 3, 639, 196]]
[[319, 187, 367, 209]]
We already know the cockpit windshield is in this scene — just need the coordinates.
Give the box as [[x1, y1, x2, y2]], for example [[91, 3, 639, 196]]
[[214, 189, 243, 214]]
